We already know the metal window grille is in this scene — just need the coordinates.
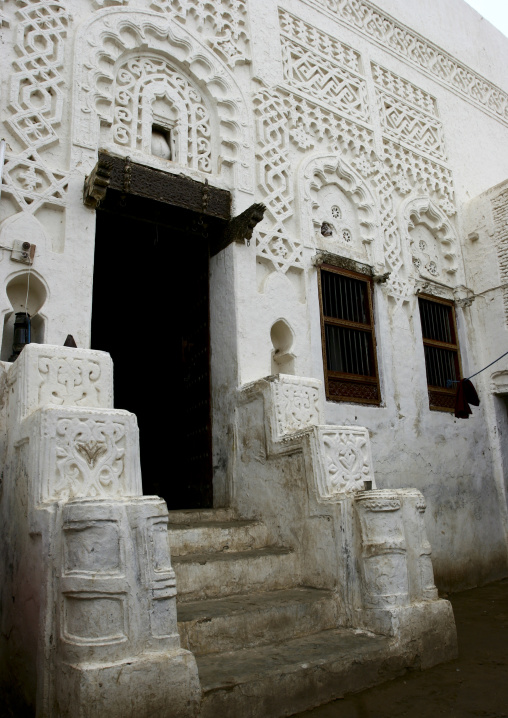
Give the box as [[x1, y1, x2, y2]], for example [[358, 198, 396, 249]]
[[319, 265, 381, 404], [418, 295, 461, 411]]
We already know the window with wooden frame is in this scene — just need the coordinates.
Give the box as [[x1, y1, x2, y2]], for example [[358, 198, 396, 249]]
[[318, 264, 381, 405], [418, 295, 462, 412]]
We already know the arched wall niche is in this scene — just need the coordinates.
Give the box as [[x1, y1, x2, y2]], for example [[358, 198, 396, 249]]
[[401, 196, 459, 284], [71, 8, 254, 195], [0, 270, 49, 361], [299, 153, 383, 270]]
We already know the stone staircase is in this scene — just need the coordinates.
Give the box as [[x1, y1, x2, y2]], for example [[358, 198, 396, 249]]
[[168, 509, 398, 718]]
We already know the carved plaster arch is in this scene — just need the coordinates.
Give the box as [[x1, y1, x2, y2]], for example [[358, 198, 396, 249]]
[[71, 7, 254, 194], [299, 153, 383, 268], [401, 196, 459, 281]]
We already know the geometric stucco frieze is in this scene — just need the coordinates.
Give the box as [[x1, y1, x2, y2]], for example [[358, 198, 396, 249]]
[[150, 0, 250, 67], [7, 0, 71, 151], [307, 0, 508, 127], [72, 8, 254, 193]]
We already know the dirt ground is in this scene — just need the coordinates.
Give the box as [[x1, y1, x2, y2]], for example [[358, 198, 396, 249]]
[[293, 577, 508, 718]]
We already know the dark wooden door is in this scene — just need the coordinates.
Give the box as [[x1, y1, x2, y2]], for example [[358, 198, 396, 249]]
[[91, 198, 213, 508]]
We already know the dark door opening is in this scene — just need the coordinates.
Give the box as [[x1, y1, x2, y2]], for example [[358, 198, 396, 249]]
[[91, 190, 213, 509]]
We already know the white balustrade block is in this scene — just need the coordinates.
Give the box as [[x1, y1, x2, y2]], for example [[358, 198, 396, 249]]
[[23, 406, 142, 504], [309, 425, 376, 500], [270, 374, 324, 441], [9, 344, 113, 422]]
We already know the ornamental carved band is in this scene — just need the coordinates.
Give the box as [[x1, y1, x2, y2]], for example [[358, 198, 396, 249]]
[[308, 0, 508, 126], [7, 0, 71, 150]]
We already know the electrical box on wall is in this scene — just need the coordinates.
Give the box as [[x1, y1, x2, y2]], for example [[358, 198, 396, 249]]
[[11, 240, 36, 265]]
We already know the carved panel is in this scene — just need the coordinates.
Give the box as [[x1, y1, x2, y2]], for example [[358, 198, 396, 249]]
[[72, 9, 254, 192], [55, 416, 129, 500], [63, 595, 127, 645], [7, 0, 71, 150], [376, 90, 446, 161], [253, 88, 298, 274], [306, 0, 508, 126], [279, 10, 369, 122], [402, 196, 459, 281], [301, 154, 380, 264], [26, 406, 142, 503], [279, 8, 361, 73], [150, 0, 249, 67], [0, 150, 68, 215], [63, 520, 121, 575], [383, 140, 455, 217], [312, 425, 375, 499], [371, 62, 438, 117], [271, 375, 323, 440], [253, 84, 375, 276], [38, 354, 108, 408], [111, 55, 212, 173], [13, 344, 113, 422]]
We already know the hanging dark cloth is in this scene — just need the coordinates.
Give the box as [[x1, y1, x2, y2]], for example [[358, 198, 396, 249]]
[[454, 379, 480, 419]]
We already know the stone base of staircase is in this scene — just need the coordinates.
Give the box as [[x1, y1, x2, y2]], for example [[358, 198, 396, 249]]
[[168, 509, 456, 718]]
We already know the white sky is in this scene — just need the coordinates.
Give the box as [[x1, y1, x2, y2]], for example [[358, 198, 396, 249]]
[[464, 0, 508, 38]]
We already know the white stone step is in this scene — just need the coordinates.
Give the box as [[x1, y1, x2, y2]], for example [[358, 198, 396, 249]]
[[169, 519, 269, 557], [173, 546, 299, 602], [197, 627, 399, 718], [168, 508, 237, 525], [177, 587, 338, 655]]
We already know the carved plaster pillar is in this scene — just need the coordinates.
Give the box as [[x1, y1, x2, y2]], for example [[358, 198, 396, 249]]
[[354, 491, 409, 609]]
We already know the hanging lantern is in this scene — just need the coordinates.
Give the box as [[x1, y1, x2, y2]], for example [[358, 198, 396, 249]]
[[9, 312, 31, 361]]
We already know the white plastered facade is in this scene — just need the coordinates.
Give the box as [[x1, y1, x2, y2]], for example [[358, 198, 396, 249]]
[[1, 0, 508, 715]]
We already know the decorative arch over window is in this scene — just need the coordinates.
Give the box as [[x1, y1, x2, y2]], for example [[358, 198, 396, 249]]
[[299, 154, 383, 269], [112, 55, 212, 173], [71, 8, 254, 193], [401, 196, 459, 282]]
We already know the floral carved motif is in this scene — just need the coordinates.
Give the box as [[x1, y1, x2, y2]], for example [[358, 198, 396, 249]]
[[38, 355, 104, 408], [55, 417, 127, 500], [314, 426, 375, 498], [112, 56, 212, 173], [7, 0, 71, 150], [273, 380, 321, 437], [307, 0, 508, 126], [150, 0, 249, 67]]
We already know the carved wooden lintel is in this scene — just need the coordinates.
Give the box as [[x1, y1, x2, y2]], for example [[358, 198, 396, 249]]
[[84, 151, 231, 220], [211, 202, 266, 257], [83, 158, 113, 209]]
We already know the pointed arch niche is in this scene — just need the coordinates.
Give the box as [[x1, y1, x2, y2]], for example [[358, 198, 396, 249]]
[[71, 8, 254, 193], [401, 197, 459, 284], [299, 154, 383, 269]]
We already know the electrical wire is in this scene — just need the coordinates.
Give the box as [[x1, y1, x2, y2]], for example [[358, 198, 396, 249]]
[[447, 349, 508, 386]]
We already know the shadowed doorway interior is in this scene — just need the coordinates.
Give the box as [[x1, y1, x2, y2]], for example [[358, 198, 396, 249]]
[[91, 189, 213, 509]]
